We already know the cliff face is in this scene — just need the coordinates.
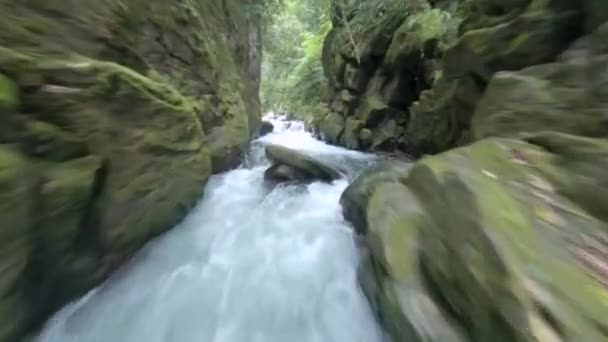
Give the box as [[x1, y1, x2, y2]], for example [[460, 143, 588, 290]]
[[0, 0, 261, 340], [317, 0, 607, 156], [327, 0, 608, 341], [318, 0, 467, 153]]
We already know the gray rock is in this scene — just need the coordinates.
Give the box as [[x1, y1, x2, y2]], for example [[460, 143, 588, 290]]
[[340, 160, 412, 234], [257, 121, 274, 137], [265, 144, 342, 183]]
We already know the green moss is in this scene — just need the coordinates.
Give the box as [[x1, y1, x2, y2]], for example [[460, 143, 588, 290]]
[[29, 58, 196, 114], [0, 1, 261, 340], [37, 156, 102, 257], [527, 132, 608, 223], [318, 112, 345, 144], [0, 146, 31, 342], [384, 7, 458, 68], [350, 138, 608, 342], [22, 120, 88, 161], [413, 139, 608, 341], [0, 146, 31, 243], [0, 73, 18, 110]]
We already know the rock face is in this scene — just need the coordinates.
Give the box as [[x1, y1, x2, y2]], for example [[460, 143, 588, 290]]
[[336, 2, 608, 341], [318, 0, 466, 153], [340, 161, 412, 235], [264, 144, 342, 183], [257, 121, 275, 137], [317, 0, 598, 156], [345, 139, 608, 342], [0, 1, 261, 340]]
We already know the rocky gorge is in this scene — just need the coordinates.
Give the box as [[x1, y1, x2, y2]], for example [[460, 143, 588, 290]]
[[0, 0, 608, 341], [314, 0, 608, 340]]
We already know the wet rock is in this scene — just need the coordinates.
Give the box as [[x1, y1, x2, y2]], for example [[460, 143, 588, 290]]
[[523, 132, 608, 225], [37, 156, 102, 260], [257, 121, 275, 137], [317, 112, 345, 145], [265, 144, 341, 183], [372, 118, 404, 150], [359, 129, 373, 149], [264, 163, 311, 183], [330, 3, 608, 341], [353, 95, 391, 127], [0, 0, 262, 339], [344, 63, 372, 93], [341, 117, 364, 150], [333, 0, 409, 65], [444, 3, 581, 82], [473, 22, 608, 140], [21, 120, 88, 162]]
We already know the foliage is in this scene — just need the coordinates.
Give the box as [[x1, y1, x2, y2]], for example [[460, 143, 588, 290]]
[[260, 0, 331, 117], [246, 0, 286, 28]]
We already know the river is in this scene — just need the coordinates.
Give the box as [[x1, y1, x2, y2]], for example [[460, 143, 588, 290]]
[[36, 116, 385, 342]]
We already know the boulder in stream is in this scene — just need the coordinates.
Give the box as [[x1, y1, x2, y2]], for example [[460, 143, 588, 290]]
[[264, 144, 341, 183], [257, 121, 275, 137]]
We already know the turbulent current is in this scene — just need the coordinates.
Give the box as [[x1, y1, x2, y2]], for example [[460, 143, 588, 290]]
[[36, 116, 385, 342]]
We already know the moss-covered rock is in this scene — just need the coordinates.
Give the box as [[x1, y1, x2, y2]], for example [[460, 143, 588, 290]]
[[360, 181, 466, 342], [444, 5, 581, 81], [330, 2, 608, 341], [473, 22, 608, 140], [527, 132, 608, 224], [583, 0, 608, 32], [319, 0, 469, 153], [35, 157, 102, 259], [400, 0, 586, 155], [20, 121, 88, 162], [359, 128, 373, 148], [0, 0, 262, 340], [383, 7, 458, 71], [346, 138, 608, 342], [353, 95, 390, 126], [341, 117, 365, 149], [471, 0, 530, 17], [319, 0, 595, 156], [371, 118, 404, 150], [340, 160, 412, 235], [333, 0, 410, 64], [0, 146, 31, 341], [0, 73, 18, 110], [317, 112, 345, 144], [405, 75, 481, 155]]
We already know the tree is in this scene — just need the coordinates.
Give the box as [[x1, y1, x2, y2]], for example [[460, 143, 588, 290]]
[[261, 0, 331, 116]]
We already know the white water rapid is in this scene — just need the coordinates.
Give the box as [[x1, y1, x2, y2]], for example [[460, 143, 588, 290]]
[[36, 115, 385, 342]]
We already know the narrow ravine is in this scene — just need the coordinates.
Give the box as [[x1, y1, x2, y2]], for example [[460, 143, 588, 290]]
[[35, 116, 385, 342]]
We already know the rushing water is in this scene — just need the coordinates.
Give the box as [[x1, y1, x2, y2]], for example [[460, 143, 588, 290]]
[[36, 116, 384, 342]]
